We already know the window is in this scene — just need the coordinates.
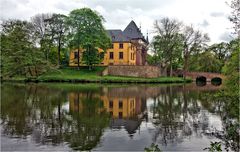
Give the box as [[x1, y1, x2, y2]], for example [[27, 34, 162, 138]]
[[119, 112, 123, 118], [119, 43, 123, 49], [109, 52, 114, 59], [109, 101, 113, 108], [119, 101, 123, 109], [119, 52, 123, 59], [74, 52, 78, 59]]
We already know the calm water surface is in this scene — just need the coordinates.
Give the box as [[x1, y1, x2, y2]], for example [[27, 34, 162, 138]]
[[1, 83, 225, 151]]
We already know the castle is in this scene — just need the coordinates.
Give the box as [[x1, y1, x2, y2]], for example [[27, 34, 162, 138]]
[[69, 20, 149, 66]]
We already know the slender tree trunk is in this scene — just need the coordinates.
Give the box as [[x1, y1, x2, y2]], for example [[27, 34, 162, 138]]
[[88, 46, 91, 71], [77, 46, 80, 70], [28, 67, 33, 77], [58, 37, 61, 67], [183, 54, 189, 80], [170, 58, 173, 77], [35, 65, 38, 77]]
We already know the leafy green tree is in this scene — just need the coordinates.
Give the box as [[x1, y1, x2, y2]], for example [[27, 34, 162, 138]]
[[208, 42, 230, 61], [205, 38, 240, 151], [182, 25, 210, 74], [1, 20, 48, 78], [146, 54, 158, 65], [152, 18, 183, 76], [44, 14, 68, 66], [189, 51, 222, 73], [67, 8, 111, 70]]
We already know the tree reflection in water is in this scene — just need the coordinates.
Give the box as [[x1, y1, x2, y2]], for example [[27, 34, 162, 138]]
[[1, 83, 110, 151], [1, 83, 238, 151], [151, 85, 221, 146]]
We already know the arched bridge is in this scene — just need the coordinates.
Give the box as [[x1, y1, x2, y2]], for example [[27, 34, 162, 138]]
[[174, 71, 225, 82], [185, 72, 225, 82]]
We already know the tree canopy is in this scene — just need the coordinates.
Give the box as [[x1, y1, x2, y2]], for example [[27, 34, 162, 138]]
[[67, 8, 111, 70]]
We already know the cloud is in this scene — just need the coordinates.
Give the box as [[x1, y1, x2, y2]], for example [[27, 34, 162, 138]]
[[219, 31, 234, 42], [210, 12, 225, 17], [199, 20, 210, 27], [0, 0, 234, 43]]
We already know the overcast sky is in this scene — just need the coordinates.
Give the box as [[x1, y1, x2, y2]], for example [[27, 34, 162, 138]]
[[0, 0, 235, 44]]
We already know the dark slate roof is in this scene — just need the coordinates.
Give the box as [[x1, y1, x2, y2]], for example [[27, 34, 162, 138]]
[[123, 20, 144, 40], [107, 30, 130, 42], [106, 20, 147, 43]]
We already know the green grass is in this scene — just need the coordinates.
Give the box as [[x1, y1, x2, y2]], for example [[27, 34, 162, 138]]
[[35, 67, 191, 83]]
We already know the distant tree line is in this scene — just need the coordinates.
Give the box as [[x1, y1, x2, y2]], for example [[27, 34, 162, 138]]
[[147, 0, 239, 76], [0, 8, 111, 79]]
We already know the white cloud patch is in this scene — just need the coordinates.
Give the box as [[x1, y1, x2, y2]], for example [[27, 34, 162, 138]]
[[0, 0, 234, 43]]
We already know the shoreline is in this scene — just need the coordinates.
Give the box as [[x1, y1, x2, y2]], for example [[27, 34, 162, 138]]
[[1, 77, 192, 84], [1, 68, 192, 84]]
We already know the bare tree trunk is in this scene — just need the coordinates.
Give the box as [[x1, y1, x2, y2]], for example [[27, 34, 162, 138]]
[[183, 55, 189, 79], [35, 66, 38, 77], [28, 67, 33, 77], [170, 58, 173, 77], [77, 47, 80, 70], [58, 38, 61, 68]]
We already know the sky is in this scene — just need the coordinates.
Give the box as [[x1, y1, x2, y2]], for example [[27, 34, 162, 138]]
[[0, 0, 235, 44]]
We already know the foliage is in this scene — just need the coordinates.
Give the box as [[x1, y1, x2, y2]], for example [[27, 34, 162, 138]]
[[67, 8, 111, 70], [182, 25, 210, 72], [152, 18, 183, 76], [1, 83, 110, 150], [151, 18, 209, 75], [204, 38, 240, 151], [44, 13, 68, 66], [0, 20, 49, 78], [144, 143, 162, 152], [188, 51, 222, 73], [31, 13, 53, 61], [31, 13, 68, 66], [204, 142, 222, 152]]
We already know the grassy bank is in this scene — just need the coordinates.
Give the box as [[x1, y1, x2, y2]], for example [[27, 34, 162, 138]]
[[3, 67, 192, 83]]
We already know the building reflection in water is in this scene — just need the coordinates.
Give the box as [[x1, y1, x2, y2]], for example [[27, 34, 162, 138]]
[[2, 83, 231, 151], [68, 91, 147, 136]]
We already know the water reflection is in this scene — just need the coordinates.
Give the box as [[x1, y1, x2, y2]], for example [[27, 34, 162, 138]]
[[1, 83, 230, 151]]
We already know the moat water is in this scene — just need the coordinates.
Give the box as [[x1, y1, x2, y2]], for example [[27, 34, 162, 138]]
[[1, 82, 228, 151]]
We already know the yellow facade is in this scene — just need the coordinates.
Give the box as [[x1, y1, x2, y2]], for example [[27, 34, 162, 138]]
[[69, 42, 137, 66], [101, 95, 136, 118], [68, 93, 139, 119]]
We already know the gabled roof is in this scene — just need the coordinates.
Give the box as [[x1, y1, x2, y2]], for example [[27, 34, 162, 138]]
[[106, 20, 147, 43], [107, 29, 130, 42], [123, 20, 144, 40]]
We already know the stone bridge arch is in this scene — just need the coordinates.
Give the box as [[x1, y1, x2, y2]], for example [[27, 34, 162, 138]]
[[185, 72, 225, 82]]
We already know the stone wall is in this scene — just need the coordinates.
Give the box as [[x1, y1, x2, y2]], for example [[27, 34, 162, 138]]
[[102, 65, 161, 78]]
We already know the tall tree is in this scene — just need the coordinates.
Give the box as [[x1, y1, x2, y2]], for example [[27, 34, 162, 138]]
[[152, 18, 183, 76], [182, 25, 209, 75], [67, 8, 111, 70], [1, 20, 47, 78], [45, 14, 68, 67], [31, 13, 53, 61]]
